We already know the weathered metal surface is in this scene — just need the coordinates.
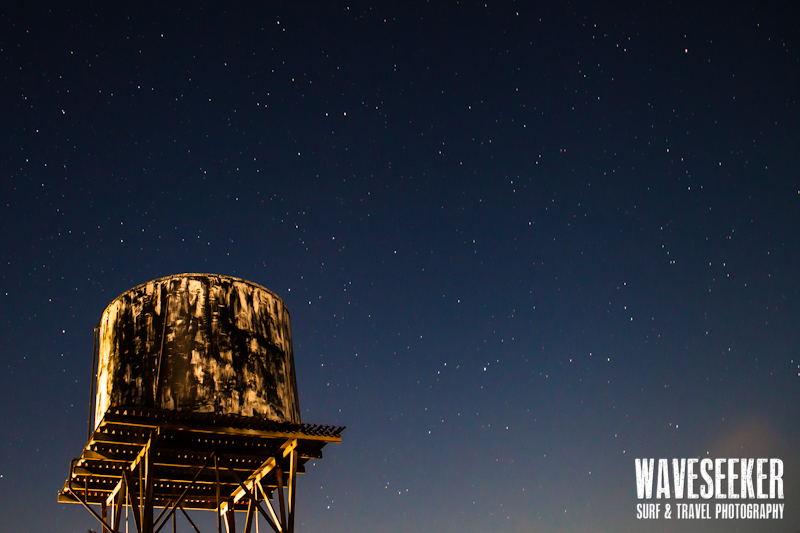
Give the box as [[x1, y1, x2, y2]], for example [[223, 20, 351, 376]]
[[94, 274, 301, 426]]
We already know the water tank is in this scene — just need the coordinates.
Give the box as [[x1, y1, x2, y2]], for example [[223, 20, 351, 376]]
[[94, 274, 301, 427]]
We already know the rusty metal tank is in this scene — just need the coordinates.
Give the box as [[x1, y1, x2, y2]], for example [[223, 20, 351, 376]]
[[94, 274, 301, 427]]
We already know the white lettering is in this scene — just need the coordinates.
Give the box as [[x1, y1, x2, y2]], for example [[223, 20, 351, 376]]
[[687, 458, 699, 499], [672, 458, 686, 499], [727, 458, 739, 499], [700, 458, 713, 499], [741, 458, 754, 499], [656, 459, 670, 498], [770, 458, 783, 499], [714, 458, 726, 499], [756, 458, 768, 499], [635, 459, 654, 499], [636, 503, 661, 519], [636, 458, 783, 502]]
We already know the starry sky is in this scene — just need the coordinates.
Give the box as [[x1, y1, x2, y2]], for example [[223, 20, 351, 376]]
[[1, 2, 799, 532]]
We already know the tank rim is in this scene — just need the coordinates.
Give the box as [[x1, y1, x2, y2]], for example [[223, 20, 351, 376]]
[[103, 273, 286, 314]]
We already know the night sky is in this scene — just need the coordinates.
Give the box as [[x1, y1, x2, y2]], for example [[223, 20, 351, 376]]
[[2, 2, 799, 532]]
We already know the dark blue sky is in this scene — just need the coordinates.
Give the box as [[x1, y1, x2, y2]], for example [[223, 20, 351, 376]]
[[1, 2, 798, 532]]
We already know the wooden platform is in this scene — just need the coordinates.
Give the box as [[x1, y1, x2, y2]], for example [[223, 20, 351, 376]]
[[59, 406, 344, 533]]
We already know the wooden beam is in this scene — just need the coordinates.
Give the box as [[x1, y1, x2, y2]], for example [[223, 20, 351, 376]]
[[66, 486, 116, 533], [275, 466, 286, 530], [101, 501, 108, 533], [222, 438, 296, 510], [257, 479, 283, 533], [179, 503, 203, 533], [287, 449, 297, 533], [143, 445, 155, 533], [122, 470, 142, 533], [153, 453, 214, 533], [224, 498, 236, 533], [215, 454, 222, 533], [153, 499, 173, 530], [106, 472, 124, 507], [243, 499, 256, 533], [112, 474, 124, 530], [217, 454, 282, 533], [100, 413, 342, 443]]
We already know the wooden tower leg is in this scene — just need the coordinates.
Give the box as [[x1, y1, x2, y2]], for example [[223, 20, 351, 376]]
[[243, 499, 256, 533], [275, 466, 286, 529], [287, 449, 297, 533], [143, 444, 154, 533], [224, 498, 236, 533]]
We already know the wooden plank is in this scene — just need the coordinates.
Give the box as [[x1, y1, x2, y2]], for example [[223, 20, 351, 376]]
[[223, 438, 297, 509], [101, 413, 342, 443], [243, 499, 256, 533], [258, 479, 283, 533], [288, 449, 297, 533], [217, 454, 282, 533]]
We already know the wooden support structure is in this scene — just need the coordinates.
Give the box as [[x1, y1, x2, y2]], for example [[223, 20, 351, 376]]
[[60, 406, 343, 533]]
